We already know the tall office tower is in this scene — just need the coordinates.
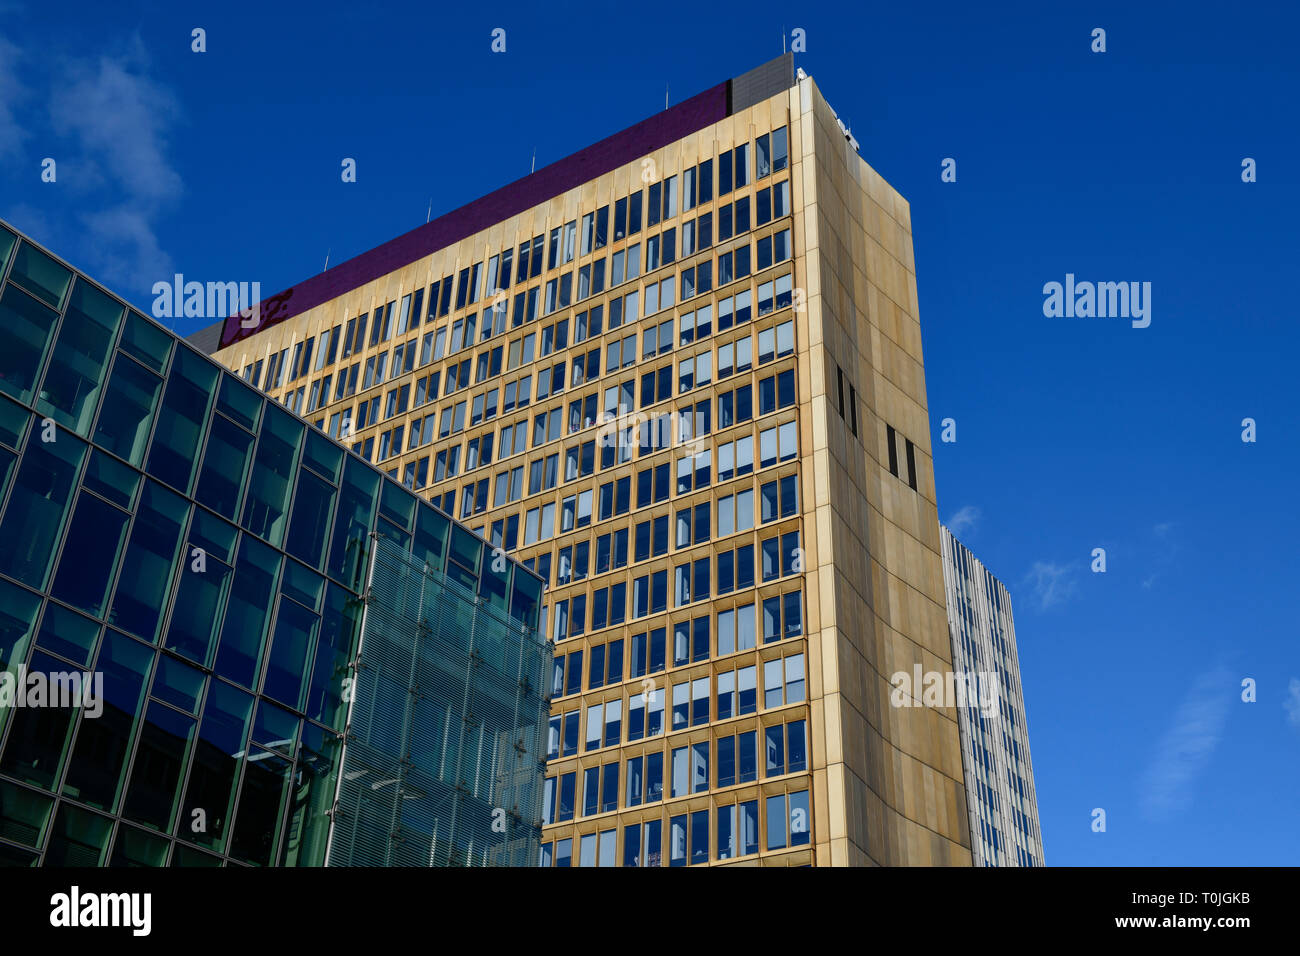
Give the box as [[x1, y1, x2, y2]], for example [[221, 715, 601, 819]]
[[0, 221, 548, 868], [938, 525, 1045, 867], [195, 55, 972, 866]]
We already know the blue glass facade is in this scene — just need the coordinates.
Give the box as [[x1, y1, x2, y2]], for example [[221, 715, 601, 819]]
[[0, 221, 547, 866]]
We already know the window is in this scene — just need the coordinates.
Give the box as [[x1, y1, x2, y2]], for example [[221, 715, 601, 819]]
[[671, 746, 689, 798], [762, 652, 806, 707], [772, 127, 788, 171], [557, 772, 575, 822], [757, 132, 772, 179], [719, 664, 758, 718], [766, 794, 787, 850], [691, 676, 709, 725], [691, 742, 709, 794], [787, 719, 808, 773], [765, 724, 785, 778], [773, 227, 791, 264], [765, 789, 809, 850], [626, 756, 644, 808], [628, 191, 643, 235], [738, 665, 757, 714], [717, 603, 756, 656]]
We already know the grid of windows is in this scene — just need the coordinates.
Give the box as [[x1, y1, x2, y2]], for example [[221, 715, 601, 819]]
[[210, 115, 814, 864], [940, 525, 1045, 867]]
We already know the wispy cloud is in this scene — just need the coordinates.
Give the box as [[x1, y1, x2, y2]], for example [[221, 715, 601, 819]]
[[50, 45, 182, 206], [1140, 669, 1232, 820], [1141, 521, 1179, 590], [3, 34, 181, 297], [1285, 679, 1300, 729], [79, 205, 174, 296], [0, 35, 29, 159], [945, 505, 981, 538], [1024, 560, 1077, 610]]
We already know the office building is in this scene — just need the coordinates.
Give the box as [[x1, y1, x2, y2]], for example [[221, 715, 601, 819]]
[[939, 524, 1044, 866], [194, 56, 973, 865], [0, 221, 548, 867]]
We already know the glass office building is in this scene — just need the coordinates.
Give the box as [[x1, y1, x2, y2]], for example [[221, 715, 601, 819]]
[[194, 57, 976, 865], [939, 525, 1045, 866], [0, 221, 548, 867]]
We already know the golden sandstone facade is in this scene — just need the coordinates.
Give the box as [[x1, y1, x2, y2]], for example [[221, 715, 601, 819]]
[[201, 59, 971, 866]]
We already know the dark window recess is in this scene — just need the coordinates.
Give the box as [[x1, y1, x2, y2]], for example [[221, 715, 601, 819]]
[[886, 425, 899, 478], [836, 365, 845, 418], [848, 384, 858, 437], [905, 438, 918, 491]]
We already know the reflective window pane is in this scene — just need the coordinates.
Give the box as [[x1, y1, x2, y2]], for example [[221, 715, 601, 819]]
[[35, 278, 124, 433]]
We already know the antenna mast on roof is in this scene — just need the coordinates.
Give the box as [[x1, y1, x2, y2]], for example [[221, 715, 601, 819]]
[[782, 28, 786, 54], [323, 248, 330, 272], [531, 149, 536, 174], [426, 199, 432, 223]]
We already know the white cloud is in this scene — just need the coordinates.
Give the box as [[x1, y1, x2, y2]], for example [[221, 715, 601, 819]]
[[1285, 678, 1300, 729], [16, 37, 184, 298], [945, 505, 981, 538], [49, 46, 182, 205], [1140, 669, 1232, 819], [1024, 560, 1076, 610]]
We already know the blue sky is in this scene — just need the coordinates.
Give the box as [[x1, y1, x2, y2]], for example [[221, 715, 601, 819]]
[[2, 0, 1297, 865]]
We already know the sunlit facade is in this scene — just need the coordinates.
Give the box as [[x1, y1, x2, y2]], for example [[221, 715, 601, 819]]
[[196, 57, 974, 866]]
